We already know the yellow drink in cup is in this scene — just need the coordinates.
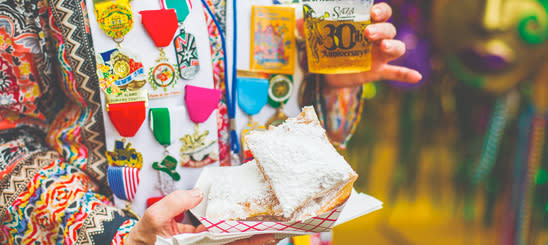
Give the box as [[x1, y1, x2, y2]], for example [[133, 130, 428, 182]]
[[303, 0, 373, 74]]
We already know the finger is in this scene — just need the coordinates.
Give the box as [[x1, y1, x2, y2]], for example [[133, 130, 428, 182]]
[[371, 2, 392, 23], [148, 189, 203, 219], [365, 23, 397, 41], [379, 64, 423, 83], [296, 18, 305, 38], [376, 39, 406, 63], [196, 225, 207, 233], [173, 223, 190, 235], [180, 224, 198, 233]]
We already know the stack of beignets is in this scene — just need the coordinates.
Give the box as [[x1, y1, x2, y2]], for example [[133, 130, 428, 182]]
[[205, 107, 358, 221]]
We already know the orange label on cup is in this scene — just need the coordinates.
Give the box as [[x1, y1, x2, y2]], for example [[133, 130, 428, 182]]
[[303, 1, 373, 74]]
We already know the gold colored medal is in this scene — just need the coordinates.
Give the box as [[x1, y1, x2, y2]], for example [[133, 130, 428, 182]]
[[95, 0, 134, 42], [106, 138, 143, 169], [266, 75, 293, 127], [179, 125, 218, 168], [112, 51, 131, 78], [266, 104, 289, 127]]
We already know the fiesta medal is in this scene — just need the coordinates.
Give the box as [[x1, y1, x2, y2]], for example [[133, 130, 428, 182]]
[[105, 139, 142, 202], [140, 2, 181, 98], [266, 75, 293, 127], [180, 85, 221, 168], [240, 120, 266, 163], [174, 29, 200, 80], [167, 0, 200, 80], [237, 76, 269, 162], [97, 49, 147, 95], [94, 0, 134, 42], [149, 108, 180, 195], [107, 164, 140, 201], [106, 139, 143, 169]]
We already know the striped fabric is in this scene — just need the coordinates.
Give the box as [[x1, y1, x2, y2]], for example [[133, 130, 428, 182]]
[[107, 166, 140, 201]]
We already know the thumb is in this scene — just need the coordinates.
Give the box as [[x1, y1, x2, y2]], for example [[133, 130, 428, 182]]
[[150, 189, 204, 219]]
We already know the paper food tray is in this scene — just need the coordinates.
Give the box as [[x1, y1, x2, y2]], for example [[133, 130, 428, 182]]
[[158, 166, 382, 244]]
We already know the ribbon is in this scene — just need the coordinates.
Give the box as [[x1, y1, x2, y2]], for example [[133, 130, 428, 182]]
[[107, 165, 140, 201], [237, 77, 269, 116], [107, 101, 147, 137], [201, 0, 240, 155], [184, 85, 222, 123], [149, 108, 171, 145], [166, 0, 192, 23], [149, 107, 180, 193], [140, 9, 179, 48], [114, 67, 145, 87]]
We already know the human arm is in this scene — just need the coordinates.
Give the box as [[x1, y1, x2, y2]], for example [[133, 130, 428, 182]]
[[301, 3, 422, 148]]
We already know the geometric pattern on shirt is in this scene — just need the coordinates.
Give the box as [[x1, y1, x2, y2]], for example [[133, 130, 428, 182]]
[[0, 150, 60, 222], [48, 0, 109, 190], [0, 126, 48, 174], [76, 204, 129, 245]]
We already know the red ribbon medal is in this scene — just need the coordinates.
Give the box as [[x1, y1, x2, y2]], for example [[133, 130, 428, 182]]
[[140, 2, 181, 98], [106, 90, 148, 138], [108, 102, 146, 137], [140, 9, 179, 48], [180, 85, 221, 168]]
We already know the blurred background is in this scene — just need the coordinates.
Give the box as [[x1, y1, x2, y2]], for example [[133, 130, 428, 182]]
[[332, 0, 548, 244]]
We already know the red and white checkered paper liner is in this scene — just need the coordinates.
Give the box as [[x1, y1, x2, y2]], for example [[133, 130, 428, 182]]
[[199, 206, 343, 234]]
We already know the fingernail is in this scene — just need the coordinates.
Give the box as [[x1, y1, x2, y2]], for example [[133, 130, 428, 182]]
[[416, 73, 423, 82], [373, 7, 382, 18], [384, 41, 392, 50], [190, 189, 203, 198], [367, 26, 376, 37]]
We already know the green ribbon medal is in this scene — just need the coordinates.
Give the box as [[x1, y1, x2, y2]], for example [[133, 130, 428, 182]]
[[150, 108, 180, 195]]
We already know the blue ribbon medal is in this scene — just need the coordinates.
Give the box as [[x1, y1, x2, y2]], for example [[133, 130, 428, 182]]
[[237, 75, 269, 163]]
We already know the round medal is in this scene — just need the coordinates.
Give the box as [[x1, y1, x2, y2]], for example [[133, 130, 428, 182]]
[[112, 52, 131, 78], [268, 75, 293, 108], [96, 2, 134, 41], [149, 63, 177, 91], [97, 49, 146, 94]]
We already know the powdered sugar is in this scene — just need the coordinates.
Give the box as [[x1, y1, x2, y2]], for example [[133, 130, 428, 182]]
[[246, 106, 356, 219], [205, 161, 280, 220]]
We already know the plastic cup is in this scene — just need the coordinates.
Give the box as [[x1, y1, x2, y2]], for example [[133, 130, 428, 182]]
[[303, 0, 374, 74]]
